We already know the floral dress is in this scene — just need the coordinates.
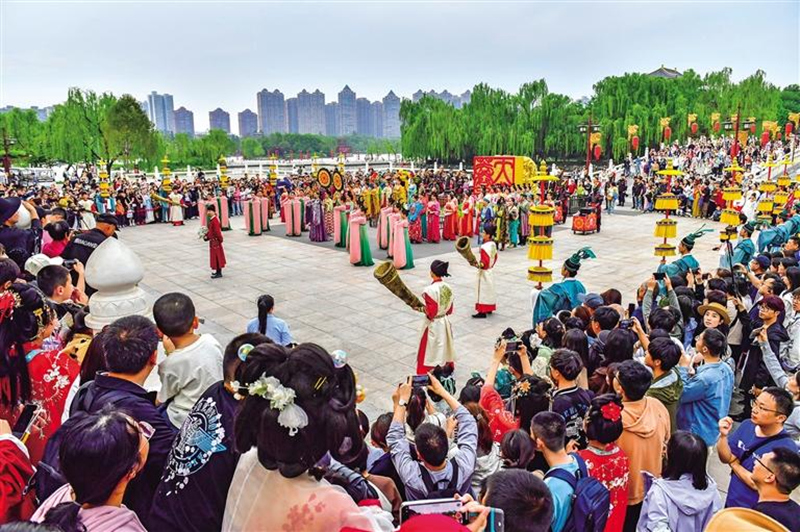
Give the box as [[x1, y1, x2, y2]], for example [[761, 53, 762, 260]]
[[578, 444, 630, 532], [0, 347, 79, 465]]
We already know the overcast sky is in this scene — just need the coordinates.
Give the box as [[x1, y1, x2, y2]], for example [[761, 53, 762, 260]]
[[1, 0, 797, 133]]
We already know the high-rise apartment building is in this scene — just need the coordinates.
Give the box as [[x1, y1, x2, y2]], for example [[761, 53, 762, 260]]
[[286, 98, 299, 134], [256, 89, 286, 134], [173, 107, 195, 137], [325, 103, 339, 137], [356, 98, 372, 136], [238, 109, 258, 137], [382, 91, 401, 138], [370, 101, 384, 139], [337, 85, 357, 136], [297, 89, 325, 135], [147, 91, 175, 134], [209, 108, 231, 133]]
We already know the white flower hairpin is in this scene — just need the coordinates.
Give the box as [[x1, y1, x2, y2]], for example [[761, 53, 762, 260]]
[[244, 374, 308, 436]]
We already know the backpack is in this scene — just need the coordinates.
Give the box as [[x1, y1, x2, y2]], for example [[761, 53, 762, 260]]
[[418, 459, 460, 499], [544, 453, 609, 532]]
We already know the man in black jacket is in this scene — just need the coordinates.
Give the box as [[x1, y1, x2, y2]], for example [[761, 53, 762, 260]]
[[61, 212, 118, 295], [71, 315, 177, 527]]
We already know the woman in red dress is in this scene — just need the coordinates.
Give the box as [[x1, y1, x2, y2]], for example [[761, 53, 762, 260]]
[[577, 393, 630, 532], [0, 283, 79, 466], [206, 204, 226, 279], [442, 195, 457, 241]]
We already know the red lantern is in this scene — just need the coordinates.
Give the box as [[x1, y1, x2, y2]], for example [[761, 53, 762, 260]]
[[632, 135, 640, 151], [749, 123, 756, 134], [761, 131, 770, 147], [663, 126, 672, 141], [786, 122, 794, 136], [713, 121, 721, 133], [690, 122, 698, 135], [593, 144, 602, 160], [731, 143, 739, 158]]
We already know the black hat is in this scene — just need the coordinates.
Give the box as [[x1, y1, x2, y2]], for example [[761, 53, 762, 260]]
[[95, 213, 119, 227], [483, 223, 497, 237], [431, 260, 450, 277], [0, 197, 21, 225]]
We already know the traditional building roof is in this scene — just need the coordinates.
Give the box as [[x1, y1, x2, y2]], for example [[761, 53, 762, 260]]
[[648, 65, 682, 78]]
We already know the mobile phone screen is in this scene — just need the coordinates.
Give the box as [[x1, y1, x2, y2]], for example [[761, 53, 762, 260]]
[[12, 404, 40, 440], [400, 499, 462, 524]]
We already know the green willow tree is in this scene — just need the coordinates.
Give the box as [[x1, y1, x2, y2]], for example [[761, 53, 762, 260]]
[[401, 68, 790, 163]]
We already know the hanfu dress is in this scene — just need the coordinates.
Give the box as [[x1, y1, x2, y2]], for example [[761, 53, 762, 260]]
[[169, 192, 184, 226], [333, 205, 349, 248], [143, 194, 155, 224], [408, 202, 423, 243], [519, 200, 530, 240], [323, 198, 335, 236], [426, 200, 441, 243], [458, 198, 474, 237], [475, 240, 498, 313], [416, 280, 456, 374], [387, 213, 400, 258], [309, 200, 327, 242], [508, 206, 520, 246], [0, 346, 79, 466], [347, 210, 374, 267], [392, 218, 414, 270], [443, 200, 457, 241], [377, 207, 393, 250], [284, 198, 302, 237]]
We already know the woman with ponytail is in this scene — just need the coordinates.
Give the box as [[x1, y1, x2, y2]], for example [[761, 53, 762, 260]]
[[0, 283, 78, 465], [246, 294, 293, 346], [223, 343, 393, 532], [31, 408, 149, 532]]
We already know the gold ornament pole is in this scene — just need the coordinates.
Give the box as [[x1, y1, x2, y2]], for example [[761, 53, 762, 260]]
[[269, 153, 278, 187], [98, 159, 110, 198], [654, 160, 682, 264], [218, 155, 229, 189], [527, 162, 558, 290], [161, 156, 172, 193]]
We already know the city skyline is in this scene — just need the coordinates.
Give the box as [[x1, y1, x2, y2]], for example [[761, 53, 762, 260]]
[[2, 1, 796, 132]]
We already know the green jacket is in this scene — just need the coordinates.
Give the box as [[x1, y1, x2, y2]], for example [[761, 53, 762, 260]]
[[646, 367, 684, 433]]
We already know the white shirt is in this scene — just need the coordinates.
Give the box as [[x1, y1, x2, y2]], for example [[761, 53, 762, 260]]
[[157, 334, 223, 428]]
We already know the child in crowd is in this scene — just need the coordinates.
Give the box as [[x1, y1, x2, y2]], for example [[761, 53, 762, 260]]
[[153, 292, 223, 428]]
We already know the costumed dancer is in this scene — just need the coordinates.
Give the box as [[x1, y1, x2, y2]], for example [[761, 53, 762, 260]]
[[347, 203, 374, 267], [391, 207, 414, 270], [426, 196, 441, 243], [473, 223, 498, 318], [408, 199, 423, 243], [416, 260, 456, 374], [659, 225, 712, 278], [283, 194, 302, 237], [205, 204, 226, 279], [531, 247, 596, 325], [458, 194, 474, 237], [494, 198, 508, 251], [419, 195, 428, 241], [169, 189, 184, 226], [478, 199, 495, 245], [308, 196, 327, 242], [519, 194, 531, 241], [377, 205, 393, 250], [333, 203, 349, 248], [443, 195, 457, 241], [387, 209, 400, 258], [508, 197, 520, 248], [323, 192, 334, 236], [720, 221, 756, 269], [77, 193, 96, 229]]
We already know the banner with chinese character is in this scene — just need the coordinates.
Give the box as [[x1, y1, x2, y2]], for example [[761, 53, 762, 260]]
[[472, 156, 535, 191]]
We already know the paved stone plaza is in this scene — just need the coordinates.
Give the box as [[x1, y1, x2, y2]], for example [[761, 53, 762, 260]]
[[122, 206, 751, 497]]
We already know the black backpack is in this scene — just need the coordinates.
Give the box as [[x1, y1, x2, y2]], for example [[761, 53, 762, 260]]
[[544, 453, 609, 532], [418, 459, 460, 499]]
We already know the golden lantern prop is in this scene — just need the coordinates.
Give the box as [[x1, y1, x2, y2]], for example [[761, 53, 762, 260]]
[[653, 159, 683, 262], [759, 181, 777, 193], [720, 209, 740, 226], [654, 218, 677, 239], [527, 236, 554, 261], [757, 200, 774, 213], [338, 152, 346, 174], [218, 155, 228, 189], [98, 159, 110, 198], [269, 153, 278, 186], [774, 191, 789, 205], [722, 187, 742, 202], [654, 243, 677, 257], [161, 156, 172, 193], [527, 197, 555, 289], [527, 266, 553, 284], [719, 163, 746, 239], [530, 160, 559, 203]]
